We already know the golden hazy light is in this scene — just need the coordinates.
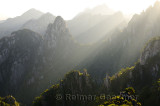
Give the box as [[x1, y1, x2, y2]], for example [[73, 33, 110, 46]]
[[0, 0, 158, 20]]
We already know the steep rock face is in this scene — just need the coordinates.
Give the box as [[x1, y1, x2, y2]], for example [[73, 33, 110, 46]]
[[0, 29, 45, 106], [140, 37, 160, 65], [42, 16, 76, 69], [44, 16, 72, 49], [61, 70, 92, 94], [0, 29, 43, 93], [108, 36, 160, 94], [106, 37, 160, 106]]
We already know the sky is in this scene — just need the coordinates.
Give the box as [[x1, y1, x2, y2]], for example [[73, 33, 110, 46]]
[[0, 0, 158, 20]]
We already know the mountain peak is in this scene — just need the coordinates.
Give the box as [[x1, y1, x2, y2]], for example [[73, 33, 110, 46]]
[[44, 16, 70, 47], [39, 12, 55, 20], [43, 12, 54, 17], [52, 16, 67, 32], [53, 16, 65, 25], [89, 4, 114, 15], [21, 8, 43, 17], [26, 8, 38, 12]]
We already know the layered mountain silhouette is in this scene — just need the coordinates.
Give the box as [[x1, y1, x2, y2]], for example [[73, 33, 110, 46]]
[[78, 1, 160, 80], [67, 5, 127, 43], [21, 13, 56, 35], [0, 9, 43, 38], [0, 1, 160, 106]]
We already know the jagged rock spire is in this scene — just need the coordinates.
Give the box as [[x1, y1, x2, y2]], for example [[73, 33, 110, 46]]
[[43, 16, 71, 48], [140, 37, 160, 65], [52, 16, 67, 32], [104, 74, 110, 89]]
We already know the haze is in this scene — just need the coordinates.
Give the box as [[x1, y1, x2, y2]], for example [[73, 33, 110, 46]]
[[0, 0, 158, 20]]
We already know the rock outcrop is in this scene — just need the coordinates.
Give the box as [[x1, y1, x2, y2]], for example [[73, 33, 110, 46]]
[[140, 37, 160, 65], [104, 74, 110, 89], [33, 70, 96, 106], [0, 29, 43, 96], [44, 16, 71, 49], [61, 70, 92, 94]]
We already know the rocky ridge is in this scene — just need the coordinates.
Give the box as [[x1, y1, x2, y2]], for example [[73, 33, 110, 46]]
[[140, 37, 160, 65]]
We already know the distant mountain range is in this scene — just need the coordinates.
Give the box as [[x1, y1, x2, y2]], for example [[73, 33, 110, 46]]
[[0, 1, 160, 106], [0, 5, 127, 44], [0, 9, 43, 37], [67, 5, 127, 43], [78, 1, 160, 80], [21, 13, 56, 35]]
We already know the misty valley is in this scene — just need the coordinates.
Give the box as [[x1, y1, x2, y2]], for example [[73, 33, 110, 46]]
[[0, 1, 160, 106]]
